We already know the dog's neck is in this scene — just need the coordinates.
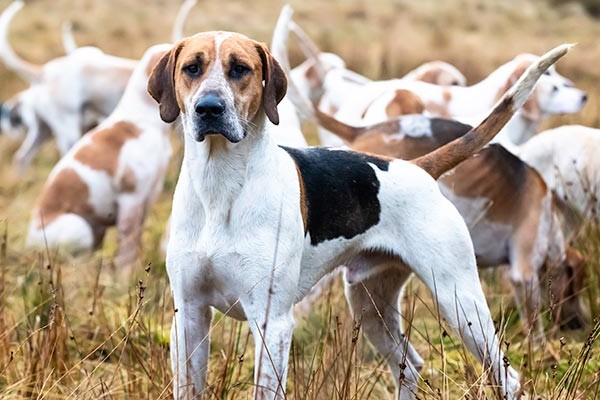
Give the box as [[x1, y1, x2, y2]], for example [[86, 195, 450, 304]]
[[182, 114, 274, 212], [497, 112, 544, 148], [111, 71, 165, 128]]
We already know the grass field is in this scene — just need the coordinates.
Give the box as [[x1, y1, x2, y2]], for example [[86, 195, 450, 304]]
[[1, 0, 600, 399]]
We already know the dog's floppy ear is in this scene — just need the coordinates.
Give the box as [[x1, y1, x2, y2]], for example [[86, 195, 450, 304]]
[[255, 42, 287, 125], [521, 94, 543, 121], [148, 43, 183, 123]]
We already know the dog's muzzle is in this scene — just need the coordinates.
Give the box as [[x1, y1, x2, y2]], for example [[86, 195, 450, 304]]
[[0, 103, 7, 132], [193, 93, 243, 143]]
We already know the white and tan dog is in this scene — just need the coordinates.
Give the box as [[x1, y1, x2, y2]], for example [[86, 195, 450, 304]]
[[27, 44, 172, 267], [148, 29, 568, 399], [276, 20, 466, 147], [0, 1, 137, 170], [315, 52, 586, 149], [518, 125, 600, 234], [356, 54, 587, 146], [314, 110, 588, 332]]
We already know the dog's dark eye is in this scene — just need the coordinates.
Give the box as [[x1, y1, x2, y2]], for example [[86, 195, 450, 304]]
[[183, 63, 201, 77], [230, 64, 250, 79], [544, 71, 551, 76]]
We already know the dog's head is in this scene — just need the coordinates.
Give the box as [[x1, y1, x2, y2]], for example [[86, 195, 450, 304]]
[[547, 247, 588, 330], [0, 93, 26, 139], [148, 31, 287, 143], [498, 54, 587, 121], [406, 61, 467, 87], [289, 52, 346, 105]]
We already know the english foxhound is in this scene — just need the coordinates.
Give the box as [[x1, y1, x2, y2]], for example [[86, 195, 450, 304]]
[[355, 54, 587, 147], [148, 28, 569, 399], [316, 110, 588, 331], [279, 12, 586, 332], [0, 1, 137, 171], [27, 44, 173, 267], [311, 51, 586, 148], [274, 19, 466, 141], [518, 125, 600, 235]]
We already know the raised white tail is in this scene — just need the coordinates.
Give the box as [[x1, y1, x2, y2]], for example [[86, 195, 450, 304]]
[[0, 1, 43, 83]]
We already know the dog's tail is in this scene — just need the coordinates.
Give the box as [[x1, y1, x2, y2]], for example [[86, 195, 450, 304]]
[[413, 43, 572, 179], [271, 5, 315, 122], [270, 5, 295, 72], [0, 1, 43, 83], [171, 0, 198, 42], [61, 21, 77, 54], [288, 20, 326, 76], [312, 107, 371, 142]]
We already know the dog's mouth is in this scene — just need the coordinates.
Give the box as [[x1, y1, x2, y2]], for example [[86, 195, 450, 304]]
[[193, 126, 245, 143], [191, 111, 246, 143]]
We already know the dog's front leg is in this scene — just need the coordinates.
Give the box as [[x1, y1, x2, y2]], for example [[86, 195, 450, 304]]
[[245, 297, 295, 400], [168, 252, 213, 400], [45, 110, 82, 156], [13, 116, 51, 172], [114, 195, 146, 268]]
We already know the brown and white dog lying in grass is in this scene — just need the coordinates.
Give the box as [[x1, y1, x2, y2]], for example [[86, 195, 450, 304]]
[[0, 1, 137, 171], [26, 44, 173, 267]]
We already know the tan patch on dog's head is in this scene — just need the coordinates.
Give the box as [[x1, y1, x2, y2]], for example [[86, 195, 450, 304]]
[[35, 168, 94, 228], [145, 50, 170, 78], [74, 121, 141, 176], [384, 89, 425, 119], [411, 62, 465, 86], [416, 68, 442, 85], [495, 57, 542, 121], [548, 246, 588, 329], [147, 32, 287, 125]]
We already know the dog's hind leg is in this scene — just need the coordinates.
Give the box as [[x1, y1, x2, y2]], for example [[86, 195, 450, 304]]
[[401, 194, 521, 400], [344, 265, 423, 400], [507, 243, 544, 338]]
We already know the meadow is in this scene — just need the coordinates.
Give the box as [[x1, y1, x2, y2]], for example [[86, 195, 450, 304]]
[[0, 0, 599, 398]]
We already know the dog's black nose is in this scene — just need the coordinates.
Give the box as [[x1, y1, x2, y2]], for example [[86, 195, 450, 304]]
[[582, 93, 588, 104], [195, 94, 225, 118]]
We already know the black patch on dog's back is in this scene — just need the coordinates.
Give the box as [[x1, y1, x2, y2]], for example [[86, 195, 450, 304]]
[[282, 146, 389, 245]]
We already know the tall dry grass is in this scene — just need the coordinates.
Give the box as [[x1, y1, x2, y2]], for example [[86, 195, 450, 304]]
[[1, 0, 600, 399]]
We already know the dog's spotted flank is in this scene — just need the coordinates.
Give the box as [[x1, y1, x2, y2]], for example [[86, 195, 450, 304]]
[[283, 146, 388, 245]]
